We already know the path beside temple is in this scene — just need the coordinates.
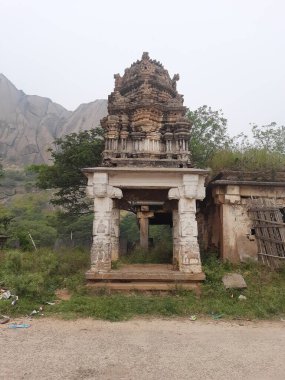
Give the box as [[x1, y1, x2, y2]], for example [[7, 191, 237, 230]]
[[1, 318, 284, 380]]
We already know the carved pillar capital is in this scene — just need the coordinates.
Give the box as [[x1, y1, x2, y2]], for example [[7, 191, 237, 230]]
[[87, 172, 123, 200], [93, 184, 123, 199], [168, 174, 206, 201]]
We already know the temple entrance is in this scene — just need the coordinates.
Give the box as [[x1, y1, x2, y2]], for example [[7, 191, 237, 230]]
[[120, 211, 173, 264], [84, 166, 208, 290], [83, 53, 208, 290], [118, 188, 174, 265]]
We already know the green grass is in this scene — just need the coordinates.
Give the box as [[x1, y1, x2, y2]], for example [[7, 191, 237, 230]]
[[0, 247, 89, 304], [1, 249, 285, 321], [119, 244, 172, 264]]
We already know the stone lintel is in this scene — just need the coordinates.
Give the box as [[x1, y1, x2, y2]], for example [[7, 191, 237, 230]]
[[212, 185, 241, 205], [83, 167, 209, 175], [83, 167, 209, 192]]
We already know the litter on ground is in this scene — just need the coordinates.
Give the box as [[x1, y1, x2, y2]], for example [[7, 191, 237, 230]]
[[211, 313, 224, 320], [8, 323, 31, 329], [0, 315, 10, 324]]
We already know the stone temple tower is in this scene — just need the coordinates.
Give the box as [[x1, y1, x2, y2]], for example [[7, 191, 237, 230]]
[[83, 53, 208, 284], [101, 52, 192, 168]]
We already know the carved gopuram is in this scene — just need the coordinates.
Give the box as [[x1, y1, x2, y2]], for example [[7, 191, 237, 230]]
[[83, 53, 208, 288]]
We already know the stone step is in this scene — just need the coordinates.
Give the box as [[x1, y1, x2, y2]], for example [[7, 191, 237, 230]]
[[85, 270, 205, 282], [86, 281, 200, 291]]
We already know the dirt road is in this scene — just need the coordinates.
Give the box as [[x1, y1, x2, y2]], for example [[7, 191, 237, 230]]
[[1, 318, 284, 380]]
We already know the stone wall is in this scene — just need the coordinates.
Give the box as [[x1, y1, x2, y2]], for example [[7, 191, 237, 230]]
[[201, 181, 285, 263]]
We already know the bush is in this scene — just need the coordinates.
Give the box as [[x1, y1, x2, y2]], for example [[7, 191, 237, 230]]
[[4, 272, 47, 299], [210, 148, 285, 173], [0, 248, 89, 301], [56, 248, 89, 276]]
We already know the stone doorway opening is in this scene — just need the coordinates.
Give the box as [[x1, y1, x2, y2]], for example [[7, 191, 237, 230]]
[[118, 189, 175, 265], [120, 211, 173, 265]]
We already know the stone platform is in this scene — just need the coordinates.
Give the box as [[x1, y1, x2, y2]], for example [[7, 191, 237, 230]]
[[86, 264, 205, 291]]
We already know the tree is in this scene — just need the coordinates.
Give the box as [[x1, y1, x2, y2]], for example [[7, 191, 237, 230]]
[[31, 109, 285, 219], [208, 121, 285, 173], [251, 122, 285, 153], [0, 164, 16, 200], [31, 129, 104, 215], [0, 191, 58, 249], [187, 105, 232, 168]]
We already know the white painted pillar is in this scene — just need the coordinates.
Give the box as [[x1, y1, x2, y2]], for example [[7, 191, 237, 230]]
[[91, 197, 113, 272], [168, 174, 206, 274], [89, 173, 123, 272]]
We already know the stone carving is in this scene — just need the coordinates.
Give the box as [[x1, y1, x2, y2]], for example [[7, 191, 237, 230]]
[[86, 53, 207, 275], [110, 238, 119, 261], [91, 239, 111, 271], [107, 185, 123, 199], [101, 52, 193, 168], [96, 219, 109, 234], [180, 215, 198, 237], [111, 209, 120, 237], [168, 184, 205, 201], [168, 187, 180, 200], [172, 74, 180, 90], [93, 184, 123, 199], [178, 241, 201, 273], [110, 208, 120, 261], [91, 194, 115, 271], [168, 180, 203, 273], [93, 184, 108, 198]]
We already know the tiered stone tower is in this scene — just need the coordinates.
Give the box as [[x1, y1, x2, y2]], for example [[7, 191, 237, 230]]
[[84, 53, 208, 282], [101, 52, 192, 168]]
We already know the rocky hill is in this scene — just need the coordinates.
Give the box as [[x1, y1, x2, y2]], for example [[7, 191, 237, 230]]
[[0, 74, 107, 167]]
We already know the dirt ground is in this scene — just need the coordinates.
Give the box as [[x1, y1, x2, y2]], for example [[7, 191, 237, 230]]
[[1, 317, 285, 380]]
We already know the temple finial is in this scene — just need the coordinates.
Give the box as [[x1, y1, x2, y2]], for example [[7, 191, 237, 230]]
[[142, 52, 150, 60]]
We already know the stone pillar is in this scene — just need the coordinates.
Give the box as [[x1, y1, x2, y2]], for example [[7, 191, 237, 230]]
[[169, 174, 206, 273], [212, 185, 254, 263], [110, 208, 120, 261], [137, 207, 154, 249], [89, 173, 122, 272], [91, 197, 113, 272], [139, 215, 149, 249], [177, 198, 201, 273], [172, 209, 179, 269]]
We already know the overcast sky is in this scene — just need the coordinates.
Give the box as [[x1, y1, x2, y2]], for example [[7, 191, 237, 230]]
[[1, 0, 284, 135]]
